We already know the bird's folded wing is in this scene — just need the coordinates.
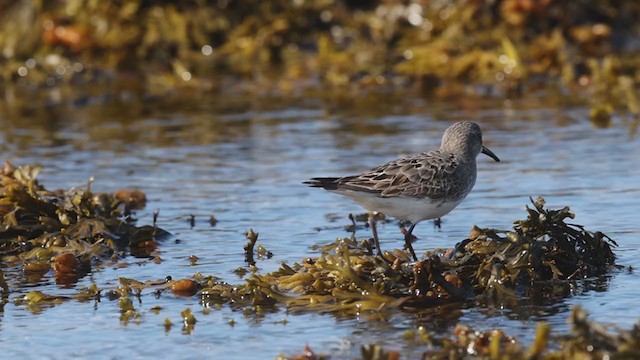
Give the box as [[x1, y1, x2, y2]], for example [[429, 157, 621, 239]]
[[334, 150, 464, 200]]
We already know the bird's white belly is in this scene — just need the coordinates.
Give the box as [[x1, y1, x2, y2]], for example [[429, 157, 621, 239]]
[[336, 190, 463, 224]]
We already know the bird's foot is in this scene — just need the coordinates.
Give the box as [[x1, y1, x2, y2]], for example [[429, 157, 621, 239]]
[[344, 213, 357, 233], [399, 224, 419, 261], [400, 226, 418, 243]]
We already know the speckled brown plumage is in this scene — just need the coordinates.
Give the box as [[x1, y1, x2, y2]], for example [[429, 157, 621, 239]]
[[307, 150, 472, 201]]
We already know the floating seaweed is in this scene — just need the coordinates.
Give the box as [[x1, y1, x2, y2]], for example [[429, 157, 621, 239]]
[[244, 228, 259, 267], [448, 197, 617, 298], [335, 305, 640, 360], [14, 290, 69, 313], [55, 199, 575, 331], [277, 345, 329, 360], [196, 196, 615, 315], [0, 162, 169, 287]]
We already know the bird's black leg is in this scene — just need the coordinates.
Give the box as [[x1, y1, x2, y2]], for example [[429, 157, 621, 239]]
[[404, 223, 418, 261], [348, 213, 357, 234], [368, 213, 383, 257]]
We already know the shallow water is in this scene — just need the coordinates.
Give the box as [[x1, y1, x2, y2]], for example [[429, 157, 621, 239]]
[[0, 88, 639, 358]]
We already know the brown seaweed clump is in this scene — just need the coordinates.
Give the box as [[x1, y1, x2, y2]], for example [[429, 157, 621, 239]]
[[0, 162, 169, 285], [192, 197, 616, 316], [449, 196, 617, 298]]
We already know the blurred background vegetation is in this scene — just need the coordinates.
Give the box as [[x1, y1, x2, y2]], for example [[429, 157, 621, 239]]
[[0, 0, 639, 118]]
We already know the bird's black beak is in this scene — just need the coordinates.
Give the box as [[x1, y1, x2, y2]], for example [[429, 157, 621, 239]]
[[481, 146, 500, 162]]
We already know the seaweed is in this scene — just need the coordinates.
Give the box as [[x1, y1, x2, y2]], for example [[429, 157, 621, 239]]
[[337, 306, 640, 359], [0, 161, 169, 285], [193, 196, 615, 315], [451, 197, 617, 295], [79, 196, 613, 318], [1, 0, 640, 118]]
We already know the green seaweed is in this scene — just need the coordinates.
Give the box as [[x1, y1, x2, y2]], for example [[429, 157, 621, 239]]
[[14, 290, 69, 313]]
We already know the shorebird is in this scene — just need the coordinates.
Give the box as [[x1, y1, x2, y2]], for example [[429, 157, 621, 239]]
[[304, 121, 500, 261]]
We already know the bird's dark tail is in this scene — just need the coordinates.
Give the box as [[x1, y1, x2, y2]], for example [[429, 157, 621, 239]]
[[303, 177, 341, 190]]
